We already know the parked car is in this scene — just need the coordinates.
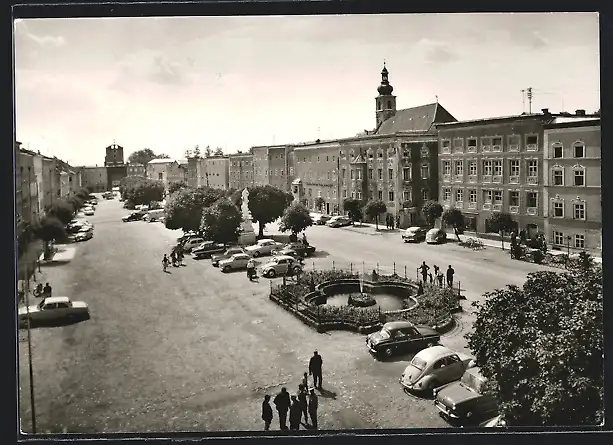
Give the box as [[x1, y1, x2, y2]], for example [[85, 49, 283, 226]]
[[426, 228, 447, 244], [260, 255, 303, 278], [67, 222, 93, 234], [326, 216, 352, 228], [366, 321, 440, 359], [143, 209, 165, 222], [212, 247, 248, 266], [192, 241, 229, 259], [244, 239, 284, 258], [400, 345, 476, 395], [434, 366, 498, 426], [73, 230, 93, 242], [402, 226, 427, 242], [181, 237, 206, 253], [272, 242, 316, 258], [122, 211, 144, 222], [18, 296, 90, 327], [83, 207, 95, 216], [311, 213, 332, 225], [123, 201, 136, 209], [219, 253, 252, 272]]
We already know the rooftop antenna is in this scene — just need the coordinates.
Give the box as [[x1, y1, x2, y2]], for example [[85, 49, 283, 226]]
[[526, 87, 533, 114], [435, 95, 438, 104], [521, 89, 526, 113]]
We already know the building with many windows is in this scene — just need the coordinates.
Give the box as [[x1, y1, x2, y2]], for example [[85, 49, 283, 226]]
[[127, 162, 146, 177], [79, 166, 108, 193], [543, 116, 601, 254], [203, 156, 230, 190], [228, 153, 255, 191], [251, 145, 294, 192], [146, 158, 184, 191]]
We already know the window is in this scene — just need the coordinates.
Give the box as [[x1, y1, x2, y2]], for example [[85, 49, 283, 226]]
[[388, 168, 394, 180], [553, 201, 564, 217], [469, 190, 477, 203], [443, 161, 451, 175], [573, 142, 585, 158], [552, 169, 563, 186], [368, 151, 374, 159], [403, 190, 411, 201], [317, 156, 320, 162], [467, 138, 477, 150], [308, 188, 312, 197], [528, 160, 538, 177], [378, 168, 383, 180], [509, 191, 519, 206], [574, 168, 585, 186], [454, 138, 463, 150], [158, 173, 163, 180], [378, 151, 383, 158], [444, 188, 451, 201], [378, 190, 383, 200], [369, 190, 374, 199], [455, 161, 463, 176], [326, 171, 330, 180], [343, 190, 347, 198], [526, 135, 538, 146], [552, 143, 563, 158], [326, 156, 329, 162], [456, 189, 463, 202], [483, 190, 493, 202], [573, 202, 585, 220], [492, 137, 503, 148], [510, 160, 520, 176], [469, 161, 477, 176], [554, 231, 564, 245], [368, 168, 373, 179], [421, 164, 429, 179], [388, 191, 394, 201], [575, 234, 585, 249], [442, 140, 450, 148], [422, 189, 429, 200], [403, 167, 411, 181], [493, 160, 502, 176], [342, 168, 346, 178], [483, 160, 492, 176], [508, 135, 520, 150], [527, 192, 537, 207], [493, 190, 502, 203], [356, 191, 362, 200]]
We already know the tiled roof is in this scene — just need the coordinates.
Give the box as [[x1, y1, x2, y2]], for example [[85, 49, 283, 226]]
[[147, 158, 176, 164], [376, 103, 456, 134]]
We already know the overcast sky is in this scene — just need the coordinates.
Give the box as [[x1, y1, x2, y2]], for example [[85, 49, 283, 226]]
[[14, 13, 600, 166]]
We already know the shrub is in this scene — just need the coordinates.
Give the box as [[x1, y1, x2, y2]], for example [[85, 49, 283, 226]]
[[532, 249, 545, 264], [394, 285, 460, 326], [316, 305, 382, 326], [348, 293, 377, 307]]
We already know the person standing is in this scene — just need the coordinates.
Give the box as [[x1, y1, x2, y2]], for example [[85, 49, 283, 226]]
[[289, 395, 301, 430], [262, 395, 273, 431], [428, 272, 433, 284], [273, 387, 291, 430], [301, 372, 309, 390], [308, 389, 319, 429], [433, 265, 440, 278], [418, 261, 429, 283], [437, 270, 444, 287], [446, 265, 455, 288], [309, 351, 323, 390], [43, 282, 52, 298], [297, 385, 309, 425]]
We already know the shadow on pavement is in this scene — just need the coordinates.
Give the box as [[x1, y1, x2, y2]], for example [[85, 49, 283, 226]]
[[309, 250, 330, 259], [318, 387, 337, 399], [376, 351, 417, 364], [19, 313, 91, 330]]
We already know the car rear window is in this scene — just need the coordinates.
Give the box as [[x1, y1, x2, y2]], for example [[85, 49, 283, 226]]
[[410, 356, 428, 371]]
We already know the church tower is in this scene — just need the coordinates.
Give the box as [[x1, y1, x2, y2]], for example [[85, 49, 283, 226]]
[[375, 62, 397, 128]]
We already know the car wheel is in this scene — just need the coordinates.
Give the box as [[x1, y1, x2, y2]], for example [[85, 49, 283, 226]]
[[222, 265, 230, 273], [252, 251, 260, 258], [267, 269, 276, 278], [383, 347, 393, 357]]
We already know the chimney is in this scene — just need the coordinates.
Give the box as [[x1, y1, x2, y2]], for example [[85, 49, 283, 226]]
[[576, 109, 586, 116], [541, 108, 549, 115]]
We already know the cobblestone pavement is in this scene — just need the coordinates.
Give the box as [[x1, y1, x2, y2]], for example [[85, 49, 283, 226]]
[[19, 201, 553, 433]]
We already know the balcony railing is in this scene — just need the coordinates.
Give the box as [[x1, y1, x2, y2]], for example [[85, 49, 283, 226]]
[[468, 175, 477, 183], [509, 144, 520, 152], [441, 147, 451, 154], [443, 174, 451, 182], [483, 175, 492, 183], [527, 176, 538, 185], [482, 203, 492, 210], [509, 175, 519, 184], [493, 175, 503, 183], [467, 145, 477, 153], [468, 202, 477, 210], [526, 207, 537, 216], [493, 203, 502, 211], [509, 205, 519, 214], [482, 145, 491, 153], [526, 144, 538, 152], [492, 144, 502, 152], [453, 146, 463, 154]]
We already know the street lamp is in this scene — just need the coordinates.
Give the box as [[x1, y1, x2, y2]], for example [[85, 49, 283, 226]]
[[566, 235, 572, 256]]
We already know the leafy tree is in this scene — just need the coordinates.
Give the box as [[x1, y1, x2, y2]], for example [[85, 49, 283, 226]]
[[467, 253, 603, 426], [200, 198, 242, 243], [314, 197, 326, 212], [156, 153, 171, 159], [76, 188, 90, 200], [33, 216, 66, 258], [184, 149, 193, 159], [193, 145, 201, 158], [364, 200, 387, 230], [68, 196, 84, 212], [214, 147, 224, 156], [442, 207, 465, 241], [127, 179, 165, 206], [127, 148, 158, 165], [46, 201, 74, 225], [280, 202, 313, 235], [164, 187, 225, 232], [248, 185, 292, 238], [486, 212, 516, 249], [204, 145, 212, 157], [119, 176, 146, 201], [229, 189, 242, 208], [421, 200, 443, 227], [343, 198, 363, 224], [167, 181, 187, 195]]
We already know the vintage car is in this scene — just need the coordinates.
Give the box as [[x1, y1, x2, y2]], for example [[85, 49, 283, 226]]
[[83, 207, 95, 216], [402, 226, 427, 243], [177, 231, 200, 244], [272, 242, 316, 258], [434, 366, 499, 426], [181, 237, 206, 253], [260, 255, 303, 278], [426, 228, 448, 244], [67, 221, 94, 234], [244, 239, 284, 258], [18, 296, 90, 327], [212, 247, 248, 266], [192, 241, 229, 259], [366, 321, 440, 358], [122, 211, 145, 222], [219, 253, 252, 272], [311, 213, 332, 225], [326, 216, 352, 228], [400, 345, 475, 395], [73, 230, 93, 242]]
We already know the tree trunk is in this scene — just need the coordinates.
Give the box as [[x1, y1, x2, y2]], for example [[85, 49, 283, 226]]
[[258, 223, 265, 238], [375, 215, 379, 230], [500, 231, 505, 250]]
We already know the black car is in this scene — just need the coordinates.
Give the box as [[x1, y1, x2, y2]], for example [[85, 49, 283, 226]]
[[366, 321, 440, 358], [272, 242, 316, 258], [122, 211, 144, 222], [192, 241, 229, 259]]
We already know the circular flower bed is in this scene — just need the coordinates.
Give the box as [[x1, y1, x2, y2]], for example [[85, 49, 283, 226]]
[[347, 293, 377, 307]]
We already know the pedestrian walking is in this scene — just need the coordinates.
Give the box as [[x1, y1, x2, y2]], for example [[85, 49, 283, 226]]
[[37, 259, 42, 273], [437, 271, 444, 287], [309, 350, 323, 389], [297, 385, 309, 425], [170, 251, 177, 267], [418, 261, 429, 283], [308, 389, 319, 429], [274, 387, 291, 430], [162, 254, 170, 272], [43, 282, 52, 298], [446, 265, 455, 288], [178, 250, 184, 266], [262, 395, 273, 431], [289, 395, 302, 430]]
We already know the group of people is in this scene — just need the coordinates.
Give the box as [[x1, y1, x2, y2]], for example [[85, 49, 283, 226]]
[[417, 262, 455, 288], [384, 214, 400, 230], [262, 351, 324, 431], [19, 281, 53, 303], [162, 245, 186, 271]]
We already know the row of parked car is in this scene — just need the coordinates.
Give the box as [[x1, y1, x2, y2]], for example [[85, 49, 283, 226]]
[[67, 197, 98, 242], [402, 226, 448, 244], [365, 320, 502, 427]]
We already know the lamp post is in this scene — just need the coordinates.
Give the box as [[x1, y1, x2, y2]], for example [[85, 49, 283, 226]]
[[566, 235, 571, 256]]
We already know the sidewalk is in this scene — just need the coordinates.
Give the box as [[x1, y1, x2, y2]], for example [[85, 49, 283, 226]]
[[39, 244, 77, 264]]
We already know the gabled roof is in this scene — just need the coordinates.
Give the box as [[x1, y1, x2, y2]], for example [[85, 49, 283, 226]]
[[350, 153, 366, 164], [147, 158, 176, 165], [376, 103, 456, 135]]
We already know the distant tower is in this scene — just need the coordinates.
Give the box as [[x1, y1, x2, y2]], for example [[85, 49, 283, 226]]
[[104, 143, 125, 166], [375, 61, 397, 128]]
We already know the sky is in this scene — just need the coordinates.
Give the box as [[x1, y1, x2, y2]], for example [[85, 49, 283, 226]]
[[14, 13, 600, 166]]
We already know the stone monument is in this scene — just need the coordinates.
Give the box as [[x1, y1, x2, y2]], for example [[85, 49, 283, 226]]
[[238, 188, 257, 246]]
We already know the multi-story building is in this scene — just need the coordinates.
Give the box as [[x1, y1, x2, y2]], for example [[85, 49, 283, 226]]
[[251, 145, 293, 192], [104, 143, 127, 189], [146, 158, 184, 191], [41, 156, 59, 209], [203, 156, 230, 190], [186, 157, 200, 188], [543, 116, 601, 254], [228, 153, 255, 191], [16, 143, 40, 225], [32, 151, 44, 218], [178, 159, 189, 183], [79, 166, 108, 192], [127, 162, 146, 177]]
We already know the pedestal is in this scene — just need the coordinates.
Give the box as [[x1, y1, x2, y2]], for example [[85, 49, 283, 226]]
[[238, 221, 256, 246]]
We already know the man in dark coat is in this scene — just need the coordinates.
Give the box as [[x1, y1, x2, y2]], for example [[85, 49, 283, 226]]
[[262, 394, 273, 430], [308, 389, 319, 429], [418, 261, 429, 283], [273, 387, 291, 430], [309, 351, 323, 389], [297, 384, 309, 425], [446, 265, 455, 288], [289, 395, 302, 430]]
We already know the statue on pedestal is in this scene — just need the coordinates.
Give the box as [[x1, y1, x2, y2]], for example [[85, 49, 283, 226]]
[[239, 188, 256, 246]]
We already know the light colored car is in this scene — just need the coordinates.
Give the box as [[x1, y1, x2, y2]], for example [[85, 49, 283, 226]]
[[260, 255, 303, 278], [400, 345, 475, 394], [143, 209, 165, 222], [212, 247, 247, 265], [83, 208, 95, 216], [311, 213, 331, 225], [244, 239, 284, 258], [426, 228, 447, 244], [18, 296, 90, 327], [219, 253, 252, 272], [73, 230, 93, 242], [326, 216, 352, 228], [402, 226, 427, 242], [182, 237, 206, 252]]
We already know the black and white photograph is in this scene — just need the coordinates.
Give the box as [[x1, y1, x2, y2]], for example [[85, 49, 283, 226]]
[[14, 10, 603, 435]]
